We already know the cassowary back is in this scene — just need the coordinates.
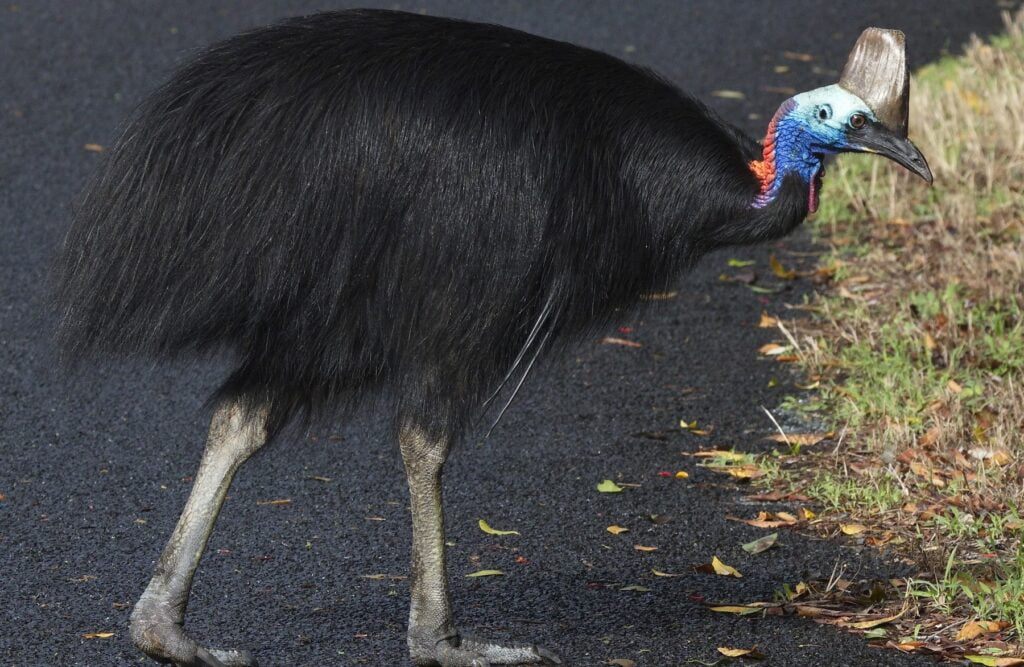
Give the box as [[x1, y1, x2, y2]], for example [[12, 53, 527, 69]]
[[56, 9, 764, 436]]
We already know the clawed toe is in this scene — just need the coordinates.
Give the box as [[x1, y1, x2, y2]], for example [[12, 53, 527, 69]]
[[198, 646, 258, 667], [130, 602, 256, 667], [410, 628, 560, 666]]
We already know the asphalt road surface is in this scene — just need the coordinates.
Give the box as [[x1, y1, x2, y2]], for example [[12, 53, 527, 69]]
[[1, 2, 1014, 665]]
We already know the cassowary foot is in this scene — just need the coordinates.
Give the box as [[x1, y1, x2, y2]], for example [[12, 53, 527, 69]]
[[130, 599, 257, 667], [409, 629, 561, 666]]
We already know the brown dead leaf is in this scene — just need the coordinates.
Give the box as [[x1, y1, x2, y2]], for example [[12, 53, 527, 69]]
[[709, 605, 762, 615], [601, 337, 642, 348], [82, 632, 114, 639], [634, 544, 658, 552], [727, 511, 797, 529], [782, 50, 815, 62], [758, 312, 779, 328], [842, 609, 905, 629], [769, 255, 796, 280], [256, 498, 292, 506], [957, 619, 1009, 640], [765, 432, 833, 446], [83, 143, 104, 153], [640, 291, 678, 301], [718, 646, 765, 659], [758, 342, 791, 356], [606, 525, 629, 535]]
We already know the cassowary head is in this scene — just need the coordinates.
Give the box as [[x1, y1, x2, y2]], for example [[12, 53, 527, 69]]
[[751, 28, 932, 212]]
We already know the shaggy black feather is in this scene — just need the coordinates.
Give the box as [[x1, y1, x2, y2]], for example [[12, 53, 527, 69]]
[[55, 9, 810, 439]]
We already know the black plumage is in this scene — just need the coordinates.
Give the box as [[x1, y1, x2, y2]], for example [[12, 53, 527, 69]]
[[56, 9, 807, 440], [55, 10, 839, 665]]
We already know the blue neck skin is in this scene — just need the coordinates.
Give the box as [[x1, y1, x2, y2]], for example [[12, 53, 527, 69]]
[[753, 100, 842, 210]]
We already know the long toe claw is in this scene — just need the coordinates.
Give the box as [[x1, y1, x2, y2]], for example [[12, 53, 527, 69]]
[[130, 609, 257, 667], [459, 635, 561, 665], [411, 629, 560, 666], [203, 647, 258, 667], [194, 647, 228, 667]]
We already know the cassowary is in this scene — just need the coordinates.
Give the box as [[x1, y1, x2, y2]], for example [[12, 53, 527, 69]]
[[55, 10, 931, 666]]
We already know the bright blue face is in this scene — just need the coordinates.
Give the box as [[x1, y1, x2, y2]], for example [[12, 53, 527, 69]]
[[753, 85, 878, 211], [777, 84, 878, 183]]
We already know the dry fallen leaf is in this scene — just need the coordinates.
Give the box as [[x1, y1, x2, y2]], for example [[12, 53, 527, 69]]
[[634, 544, 658, 552], [478, 519, 520, 536], [842, 610, 904, 629], [607, 660, 637, 667], [709, 605, 761, 615], [601, 336, 642, 348], [782, 50, 815, 62], [765, 432, 833, 446], [727, 511, 797, 529], [83, 143, 104, 153], [652, 568, 681, 577], [465, 569, 504, 578], [692, 450, 748, 461], [675, 470, 689, 479], [769, 254, 796, 280], [758, 312, 779, 328], [711, 89, 746, 99], [711, 556, 742, 578], [758, 343, 791, 356], [596, 479, 623, 493], [957, 619, 1008, 641], [82, 632, 114, 639], [640, 291, 677, 300], [726, 465, 765, 479], [839, 523, 867, 536], [606, 525, 629, 535], [718, 646, 765, 659], [255, 498, 292, 506], [741, 532, 778, 554], [965, 657, 1024, 667]]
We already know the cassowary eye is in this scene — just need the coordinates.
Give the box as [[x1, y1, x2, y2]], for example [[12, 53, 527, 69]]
[[849, 112, 867, 129]]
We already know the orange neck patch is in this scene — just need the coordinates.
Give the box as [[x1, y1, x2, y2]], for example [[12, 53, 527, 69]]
[[749, 98, 795, 206]]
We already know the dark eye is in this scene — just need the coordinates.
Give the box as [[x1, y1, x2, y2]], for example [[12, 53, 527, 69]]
[[817, 105, 832, 121], [849, 113, 867, 129]]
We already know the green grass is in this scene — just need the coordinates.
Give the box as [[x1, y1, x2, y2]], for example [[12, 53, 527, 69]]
[[805, 472, 904, 514]]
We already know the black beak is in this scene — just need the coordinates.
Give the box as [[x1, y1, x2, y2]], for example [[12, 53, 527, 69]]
[[846, 120, 933, 184]]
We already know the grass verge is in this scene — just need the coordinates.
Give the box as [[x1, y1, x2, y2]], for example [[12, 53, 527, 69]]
[[743, 9, 1024, 663]]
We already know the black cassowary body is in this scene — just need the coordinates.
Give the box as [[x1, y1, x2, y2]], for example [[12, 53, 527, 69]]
[[56, 10, 929, 667]]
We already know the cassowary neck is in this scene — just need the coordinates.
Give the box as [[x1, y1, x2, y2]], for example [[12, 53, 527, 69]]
[[748, 98, 823, 213]]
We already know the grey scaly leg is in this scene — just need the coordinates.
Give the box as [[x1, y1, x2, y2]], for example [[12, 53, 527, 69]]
[[129, 400, 267, 667], [400, 424, 561, 666]]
